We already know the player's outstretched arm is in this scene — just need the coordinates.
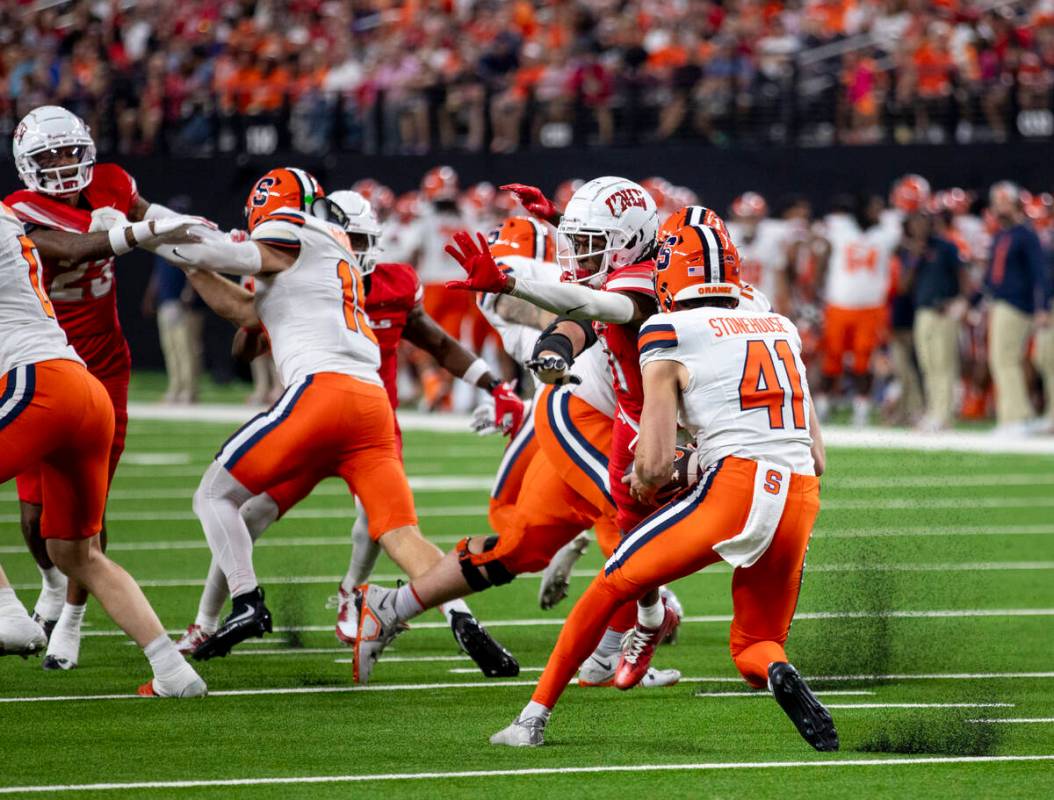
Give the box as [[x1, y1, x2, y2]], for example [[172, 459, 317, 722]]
[[29, 215, 201, 265], [403, 303, 525, 435], [809, 401, 826, 477], [627, 360, 684, 505], [444, 230, 639, 324], [144, 238, 294, 276], [183, 269, 260, 329]]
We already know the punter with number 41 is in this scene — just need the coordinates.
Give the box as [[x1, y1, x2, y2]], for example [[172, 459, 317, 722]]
[[490, 215, 836, 752]]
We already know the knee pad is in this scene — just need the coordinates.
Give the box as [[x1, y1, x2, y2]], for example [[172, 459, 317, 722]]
[[456, 536, 516, 591]]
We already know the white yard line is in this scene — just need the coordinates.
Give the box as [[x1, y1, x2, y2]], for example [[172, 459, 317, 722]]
[[825, 473, 1054, 489], [969, 718, 1054, 724], [4, 524, 1049, 557], [70, 608, 1054, 637], [3, 754, 1053, 795]]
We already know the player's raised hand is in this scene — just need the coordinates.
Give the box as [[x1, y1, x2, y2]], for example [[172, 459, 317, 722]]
[[499, 184, 558, 222], [525, 352, 582, 386], [89, 206, 129, 232], [491, 381, 525, 437], [444, 231, 510, 293]]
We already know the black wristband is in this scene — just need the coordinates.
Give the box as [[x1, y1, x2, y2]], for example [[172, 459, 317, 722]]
[[532, 331, 574, 365]]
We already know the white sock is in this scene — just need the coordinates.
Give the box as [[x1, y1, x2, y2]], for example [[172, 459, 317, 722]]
[[393, 583, 424, 622], [33, 566, 67, 621], [45, 602, 86, 662], [144, 633, 189, 682], [592, 627, 624, 658], [193, 463, 257, 597], [0, 587, 26, 616], [637, 597, 665, 629], [53, 602, 87, 634], [439, 598, 471, 622], [341, 503, 381, 593], [521, 700, 551, 722]]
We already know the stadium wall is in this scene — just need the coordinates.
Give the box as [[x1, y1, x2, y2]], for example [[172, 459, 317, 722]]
[[3, 141, 1049, 371]]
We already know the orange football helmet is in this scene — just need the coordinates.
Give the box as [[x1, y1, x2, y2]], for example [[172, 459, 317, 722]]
[[890, 174, 931, 213], [395, 191, 420, 222], [488, 215, 556, 262], [658, 204, 729, 245], [654, 219, 741, 312], [462, 182, 497, 214], [731, 191, 768, 219], [422, 166, 459, 201], [641, 177, 673, 213], [1024, 191, 1053, 227], [352, 179, 395, 216], [245, 167, 324, 232]]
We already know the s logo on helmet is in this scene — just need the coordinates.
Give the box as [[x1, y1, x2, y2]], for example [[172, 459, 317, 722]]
[[251, 177, 277, 207], [655, 235, 677, 272], [604, 188, 647, 216]]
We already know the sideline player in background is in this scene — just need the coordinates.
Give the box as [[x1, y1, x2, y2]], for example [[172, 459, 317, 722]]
[[727, 192, 793, 315], [0, 201, 205, 695], [490, 217, 834, 751], [174, 189, 521, 678], [5, 105, 214, 669]]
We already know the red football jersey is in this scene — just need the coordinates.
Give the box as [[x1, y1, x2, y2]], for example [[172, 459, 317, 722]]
[[365, 261, 422, 409], [595, 262, 657, 422], [4, 163, 137, 375]]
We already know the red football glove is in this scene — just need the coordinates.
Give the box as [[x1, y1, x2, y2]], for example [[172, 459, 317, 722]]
[[499, 183, 558, 222], [444, 231, 510, 293], [492, 381, 526, 437]]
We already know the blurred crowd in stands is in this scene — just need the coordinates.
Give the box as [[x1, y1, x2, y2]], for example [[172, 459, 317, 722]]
[[2, 0, 1053, 155], [146, 164, 1053, 434]]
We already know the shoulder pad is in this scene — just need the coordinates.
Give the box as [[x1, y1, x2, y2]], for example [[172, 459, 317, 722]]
[[637, 318, 679, 355], [3, 192, 82, 233], [86, 163, 139, 212], [251, 216, 303, 248], [605, 263, 656, 296]]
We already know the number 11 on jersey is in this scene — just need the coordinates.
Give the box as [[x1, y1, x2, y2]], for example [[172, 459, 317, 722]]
[[337, 259, 378, 344]]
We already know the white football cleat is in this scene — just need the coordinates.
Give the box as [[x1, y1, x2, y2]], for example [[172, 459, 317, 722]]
[[577, 651, 616, 687], [640, 666, 682, 688], [335, 586, 356, 646], [175, 624, 214, 656], [138, 665, 208, 699], [351, 584, 402, 685], [42, 625, 81, 671], [490, 715, 547, 747], [539, 533, 590, 610], [0, 611, 48, 658]]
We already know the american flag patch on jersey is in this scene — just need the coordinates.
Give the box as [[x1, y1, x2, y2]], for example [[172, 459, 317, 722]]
[[637, 323, 678, 354]]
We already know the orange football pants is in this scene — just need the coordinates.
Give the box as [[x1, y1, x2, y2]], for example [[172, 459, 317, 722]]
[[821, 304, 886, 377], [0, 359, 113, 540], [469, 386, 621, 578], [488, 401, 540, 534], [215, 372, 416, 539], [532, 456, 820, 709]]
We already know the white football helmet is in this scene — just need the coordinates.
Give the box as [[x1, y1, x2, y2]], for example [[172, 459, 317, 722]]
[[329, 189, 383, 274], [13, 106, 96, 196], [557, 176, 658, 287]]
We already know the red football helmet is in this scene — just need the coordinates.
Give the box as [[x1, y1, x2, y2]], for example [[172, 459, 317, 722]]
[[244, 167, 324, 232], [654, 218, 742, 312], [731, 191, 768, 219], [422, 166, 459, 201], [488, 215, 556, 262], [890, 174, 932, 213]]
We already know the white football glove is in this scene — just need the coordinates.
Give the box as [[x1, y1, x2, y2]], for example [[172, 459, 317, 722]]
[[146, 216, 206, 245], [470, 398, 500, 436], [89, 206, 129, 232], [525, 354, 581, 386]]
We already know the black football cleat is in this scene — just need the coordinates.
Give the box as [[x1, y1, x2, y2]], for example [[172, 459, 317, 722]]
[[450, 611, 519, 678], [192, 587, 272, 661], [768, 662, 839, 752]]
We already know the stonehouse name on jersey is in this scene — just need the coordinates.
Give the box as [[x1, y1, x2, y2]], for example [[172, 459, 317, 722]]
[[709, 314, 791, 338]]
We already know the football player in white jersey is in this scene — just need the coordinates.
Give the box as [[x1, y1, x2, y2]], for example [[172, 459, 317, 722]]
[[814, 193, 902, 425], [490, 214, 834, 751], [148, 168, 480, 676], [0, 202, 206, 695], [727, 191, 794, 315]]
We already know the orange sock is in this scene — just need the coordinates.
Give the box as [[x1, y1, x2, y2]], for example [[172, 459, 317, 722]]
[[531, 575, 626, 708], [732, 640, 787, 689]]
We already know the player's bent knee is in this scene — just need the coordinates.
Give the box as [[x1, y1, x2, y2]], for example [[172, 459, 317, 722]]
[[457, 536, 517, 591]]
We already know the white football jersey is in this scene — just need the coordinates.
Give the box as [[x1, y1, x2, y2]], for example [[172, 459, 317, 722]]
[[727, 219, 791, 301], [0, 203, 81, 375], [822, 213, 901, 308], [479, 254, 616, 417], [250, 209, 381, 388], [638, 306, 814, 474]]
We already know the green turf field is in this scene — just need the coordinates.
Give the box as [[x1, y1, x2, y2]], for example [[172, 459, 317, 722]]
[[1, 416, 1052, 799]]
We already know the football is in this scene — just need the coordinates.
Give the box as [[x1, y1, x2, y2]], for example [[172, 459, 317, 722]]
[[625, 444, 700, 504]]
